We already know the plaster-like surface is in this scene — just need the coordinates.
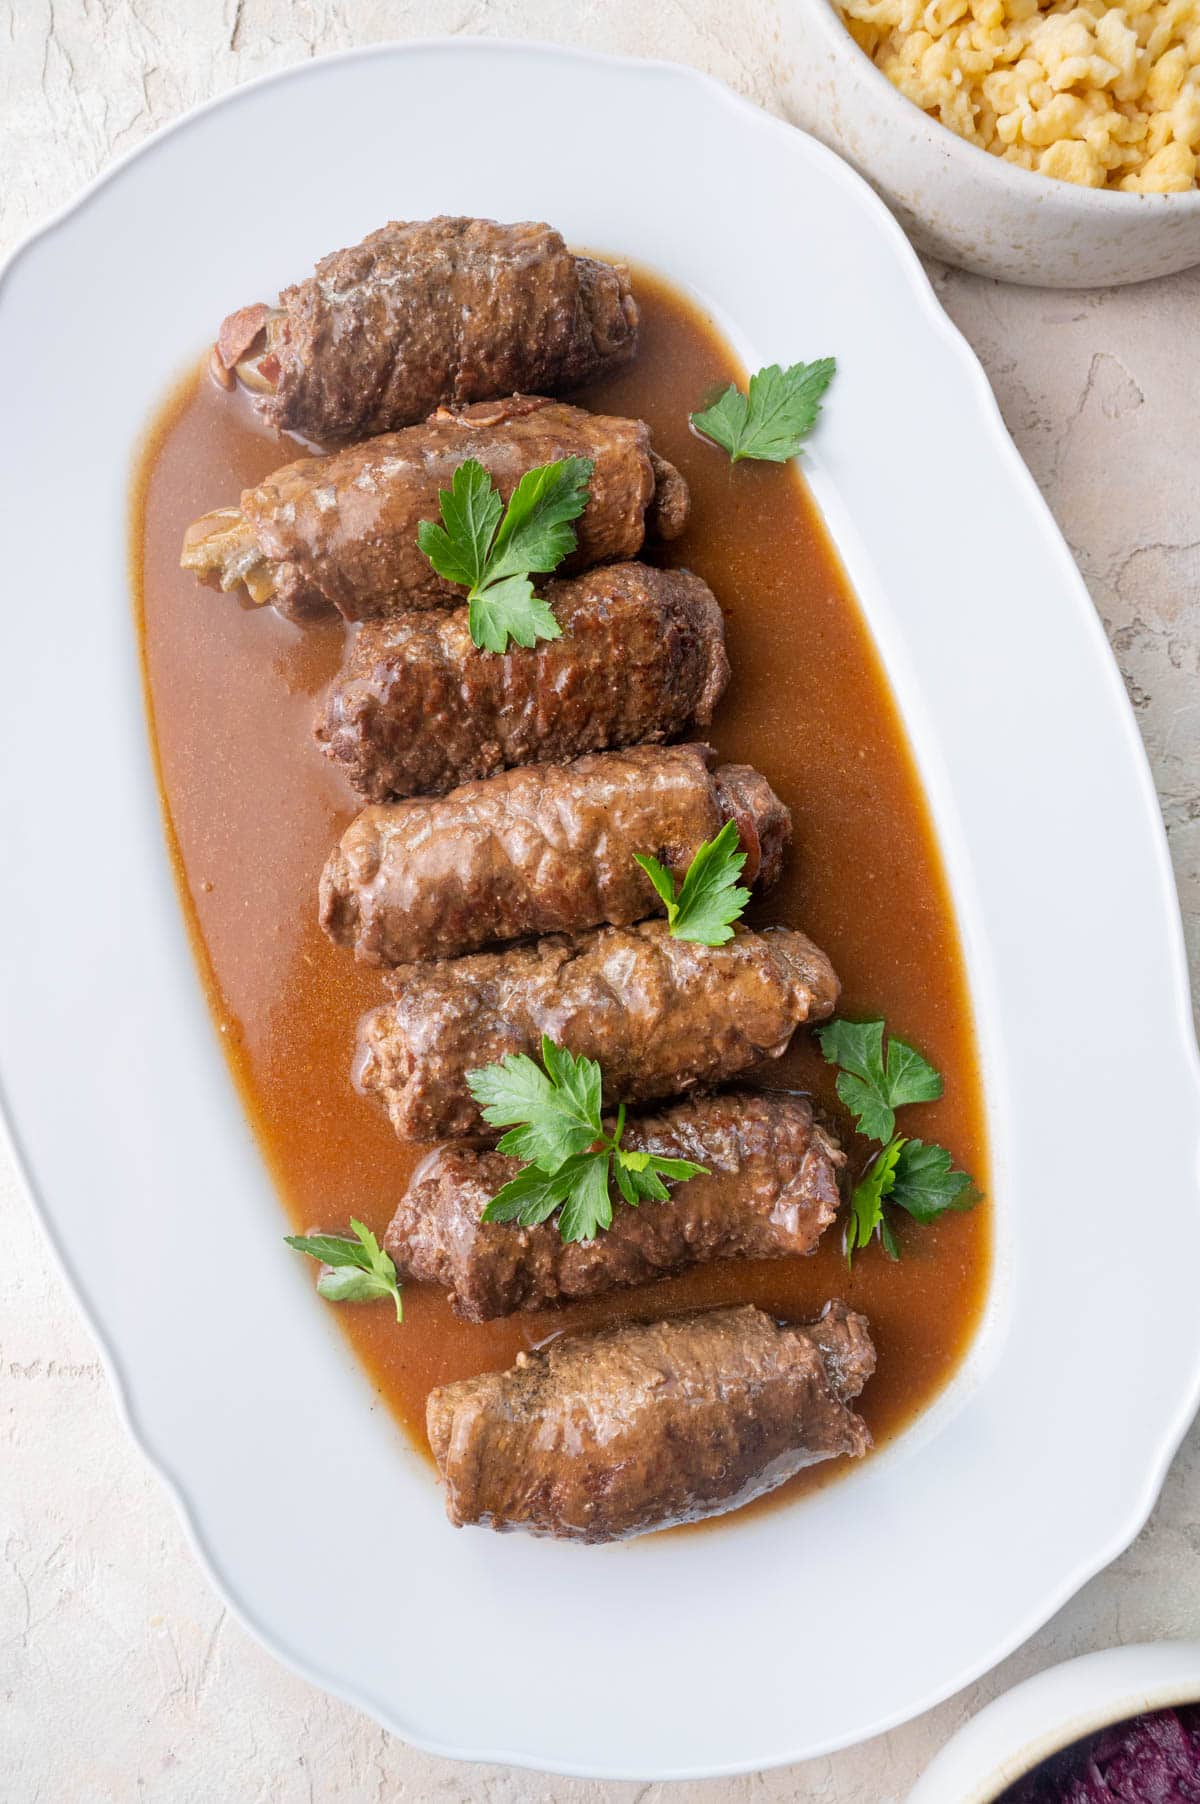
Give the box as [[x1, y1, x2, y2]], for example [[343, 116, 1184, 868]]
[[2, 5, 1197, 1799]]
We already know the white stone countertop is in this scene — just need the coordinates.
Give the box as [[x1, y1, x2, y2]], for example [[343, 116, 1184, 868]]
[[3, 5, 1198, 1800]]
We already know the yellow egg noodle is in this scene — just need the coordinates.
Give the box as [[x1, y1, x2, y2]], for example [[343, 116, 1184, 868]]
[[838, 0, 1200, 190]]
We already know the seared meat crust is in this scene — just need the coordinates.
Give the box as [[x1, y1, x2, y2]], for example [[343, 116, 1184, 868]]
[[386, 1091, 844, 1320], [205, 395, 686, 622], [425, 1301, 875, 1541], [315, 563, 729, 801], [321, 744, 790, 966], [225, 217, 639, 443], [356, 919, 838, 1140]]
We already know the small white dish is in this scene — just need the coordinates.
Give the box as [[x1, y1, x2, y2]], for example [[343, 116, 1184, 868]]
[[909, 1642, 1200, 1802], [1, 38, 1199, 1780], [778, 0, 1200, 285]]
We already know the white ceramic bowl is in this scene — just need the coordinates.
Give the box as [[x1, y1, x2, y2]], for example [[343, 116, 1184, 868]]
[[909, 1643, 1200, 1802], [777, 0, 1200, 285]]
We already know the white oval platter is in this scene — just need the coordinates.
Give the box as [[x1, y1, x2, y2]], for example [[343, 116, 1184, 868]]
[[1, 39, 1198, 1782]]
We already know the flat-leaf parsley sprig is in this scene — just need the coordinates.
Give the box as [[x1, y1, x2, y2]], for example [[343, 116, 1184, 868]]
[[467, 1037, 706, 1244], [816, 1016, 942, 1143], [634, 819, 751, 946], [417, 455, 593, 652], [817, 1017, 980, 1264], [691, 359, 836, 465], [284, 1218, 404, 1321]]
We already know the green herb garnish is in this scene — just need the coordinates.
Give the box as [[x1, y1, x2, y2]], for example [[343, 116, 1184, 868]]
[[847, 1137, 979, 1264], [416, 455, 593, 652], [816, 1017, 942, 1144], [891, 1138, 979, 1222], [467, 1037, 706, 1243], [691, 359, 836, 464], [819, 1018, 980, 1264], [634, 819, 751, 946], [284, 1218, 403, 1321], [846, 1134, 905, 1263]]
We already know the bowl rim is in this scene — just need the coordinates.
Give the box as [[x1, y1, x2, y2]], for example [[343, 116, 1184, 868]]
[[794, 0, 1200, 212], [909, 1642, 1200, 1803]]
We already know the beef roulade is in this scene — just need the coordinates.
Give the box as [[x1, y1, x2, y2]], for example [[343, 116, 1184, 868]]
[[386, 1091, 844, 1320], [426, 1302, 874, 1542], [356, 918, 837, 1140], [214, 216, 639, 443], [316, 563, 729, 802], [181, 395, 687, 623], [321, 743, 790, 966]]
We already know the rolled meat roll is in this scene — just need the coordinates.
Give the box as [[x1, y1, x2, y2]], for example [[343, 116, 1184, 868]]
[[315, 563, 730, 802], [425, 1301, 875, 1541], [180, 395, 687, 623], [386, 1092, 844, 1321], [356, 919, 838, 1141], [214, 217, 639, 443], [321, 743, 791, 966]]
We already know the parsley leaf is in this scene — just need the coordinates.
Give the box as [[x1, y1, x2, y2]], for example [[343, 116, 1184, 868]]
[[470, 1046, 707, 1243], [821, 1017, 981, 1265], [847, 1136, 905, 1264], [487, 460, 594, 583], [467, 1037, 601, 1170], [557, 1153, 615, 1243], [691, 359, 836, 464], [634, 819, 750, 946], [613, 1144, 702, 1206], [417, 456, 592, 652], [285, 1218, 403, 1321], [890, 1139, 979, 1223], [845, 1134, 980, 1265], [480, 1157, 587, 1228], [816, 1017, 942, 1142], [417, 459, 502, 590], [467, 578, 559, 657]]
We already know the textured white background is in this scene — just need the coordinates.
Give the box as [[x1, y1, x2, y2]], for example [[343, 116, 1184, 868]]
[[3, 5, 1199, 1800]]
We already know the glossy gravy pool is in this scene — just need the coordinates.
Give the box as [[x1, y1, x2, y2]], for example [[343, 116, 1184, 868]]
[[133, 270, 991, 1521]]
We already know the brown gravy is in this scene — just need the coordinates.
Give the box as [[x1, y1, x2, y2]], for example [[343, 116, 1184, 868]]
[[133, 270, 991, 1519]]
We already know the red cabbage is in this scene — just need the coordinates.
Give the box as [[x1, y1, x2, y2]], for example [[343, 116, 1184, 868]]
[[1000, 1704, 1200, 1803]]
